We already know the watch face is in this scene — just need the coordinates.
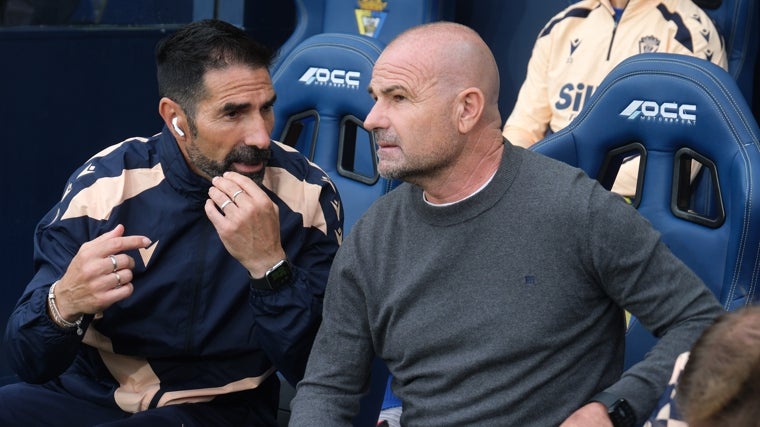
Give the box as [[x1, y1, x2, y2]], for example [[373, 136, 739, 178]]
[[266, 260, 293, 289], [610, 399, 636, 427]]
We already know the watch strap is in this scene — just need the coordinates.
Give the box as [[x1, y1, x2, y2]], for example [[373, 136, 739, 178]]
[[249, 275, 271, 290]]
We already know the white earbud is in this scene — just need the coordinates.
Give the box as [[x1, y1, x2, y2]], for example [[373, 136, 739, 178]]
[[172, 117, 185, 137]]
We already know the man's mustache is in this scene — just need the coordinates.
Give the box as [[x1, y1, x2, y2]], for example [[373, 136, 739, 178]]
[[227, 146, 271, 164]]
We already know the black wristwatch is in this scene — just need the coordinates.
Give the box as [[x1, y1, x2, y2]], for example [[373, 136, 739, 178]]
[[250, 259, 293, 290], [589, 391, 636, 427]]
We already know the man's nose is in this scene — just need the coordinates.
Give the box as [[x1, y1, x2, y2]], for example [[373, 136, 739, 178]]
[[243, 116, 272, 149], [363, 102, 386, 131]]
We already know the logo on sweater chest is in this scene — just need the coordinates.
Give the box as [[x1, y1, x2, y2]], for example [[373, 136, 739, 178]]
[[638, 35, 661, 54], [566, 38, 582, 63]]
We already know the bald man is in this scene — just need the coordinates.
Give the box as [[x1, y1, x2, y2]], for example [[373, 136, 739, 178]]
[[289, 22, 721, 427]]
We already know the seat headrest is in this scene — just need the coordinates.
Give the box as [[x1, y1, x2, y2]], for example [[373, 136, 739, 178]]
[[272, 33, 383, 132], [271, 33, 392, 234], [534, 53, 759, 191]]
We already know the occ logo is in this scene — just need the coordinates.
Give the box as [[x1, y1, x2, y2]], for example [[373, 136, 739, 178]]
[[619, 100, 697, 123], [298, 67, 361, 88]]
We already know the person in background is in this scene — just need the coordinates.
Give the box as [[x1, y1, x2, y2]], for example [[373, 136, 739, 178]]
[[678, 306, 760, 426], [0, 19, 342, 426], [503, 0, 727, 197], [646, 306, 760, 427], [289, 21, 722, 427]]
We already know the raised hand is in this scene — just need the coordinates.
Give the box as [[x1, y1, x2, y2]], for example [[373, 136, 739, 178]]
[[52, 224, 152, 322], [205, 171, 286, 278]]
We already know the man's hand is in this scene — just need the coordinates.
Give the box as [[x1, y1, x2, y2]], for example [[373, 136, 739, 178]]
[[54, 224, 151, 321], [205, 171, 286, 277], [559, 402, 613, 427]]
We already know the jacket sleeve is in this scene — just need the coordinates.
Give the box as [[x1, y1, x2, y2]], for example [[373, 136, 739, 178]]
[[4, 205, 95, 383], [503, 26, 554, 147], [248, 172, 343, 387], [693, 6, 728, 71], [666, 5, 727, 71]]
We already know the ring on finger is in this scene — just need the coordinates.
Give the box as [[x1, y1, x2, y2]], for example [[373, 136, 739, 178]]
[[108, 255, 118, 273], [220, 199, 233, 211], [114, 272, 122, 288], [231, 189, 244, 202]]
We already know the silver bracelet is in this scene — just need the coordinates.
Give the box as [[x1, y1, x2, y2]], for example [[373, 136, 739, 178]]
[[47, 281, 83, 336]]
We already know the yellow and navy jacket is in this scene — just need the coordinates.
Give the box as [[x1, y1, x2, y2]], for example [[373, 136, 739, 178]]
[[504, 0, 727, 146], [4, 128, 342, 413]]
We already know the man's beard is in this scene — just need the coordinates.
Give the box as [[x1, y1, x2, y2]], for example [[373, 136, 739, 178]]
[[188, 142, 271, 184], [374, 129, 453, 184]]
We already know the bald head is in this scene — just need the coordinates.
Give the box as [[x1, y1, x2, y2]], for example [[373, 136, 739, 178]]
[[380, 22, 501, 111], [364, 21, 505, 202]]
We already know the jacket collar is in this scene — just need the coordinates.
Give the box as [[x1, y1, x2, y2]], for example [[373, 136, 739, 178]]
[[157, 125, 210, 201]]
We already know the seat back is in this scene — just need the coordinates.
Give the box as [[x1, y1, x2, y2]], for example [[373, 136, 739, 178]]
[[701, 0, 759, 107], [272, 33, 396, 235], [272, 0, 453, 72], [271, 32, 392, 426], [531, 52, 760, 368]]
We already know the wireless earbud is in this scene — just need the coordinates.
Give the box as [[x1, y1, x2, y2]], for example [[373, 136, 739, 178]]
[[172, 117, 185, 137]]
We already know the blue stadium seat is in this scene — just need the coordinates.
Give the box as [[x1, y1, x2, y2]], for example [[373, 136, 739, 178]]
[[271, 32, 392, 426], [272, 0, 453, 73], [531, 52, 760, 369], [701, 0, 759, 108], [272, 32, 396, 234]]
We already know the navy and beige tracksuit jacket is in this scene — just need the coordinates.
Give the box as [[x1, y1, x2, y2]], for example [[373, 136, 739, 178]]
[[4, 128, 343, 413]]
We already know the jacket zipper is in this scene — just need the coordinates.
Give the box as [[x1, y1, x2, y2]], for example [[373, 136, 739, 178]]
[[607, 18, 619, 61], [184, 221, 212, 351]]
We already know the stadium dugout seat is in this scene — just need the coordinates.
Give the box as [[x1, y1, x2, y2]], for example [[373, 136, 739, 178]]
[[699, 0, 759, 109], [530, 52, 760, 369], [271, 32, 391, 426], [271, 32, 395, 234], [271, 0, 453, 73]]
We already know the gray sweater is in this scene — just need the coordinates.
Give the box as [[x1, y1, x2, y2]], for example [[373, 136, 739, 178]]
[[290, 143, 722, 426]]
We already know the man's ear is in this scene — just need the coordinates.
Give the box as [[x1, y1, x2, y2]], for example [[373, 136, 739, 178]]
[[456, 88, 485, 134], [158, 97, 186, 138]]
